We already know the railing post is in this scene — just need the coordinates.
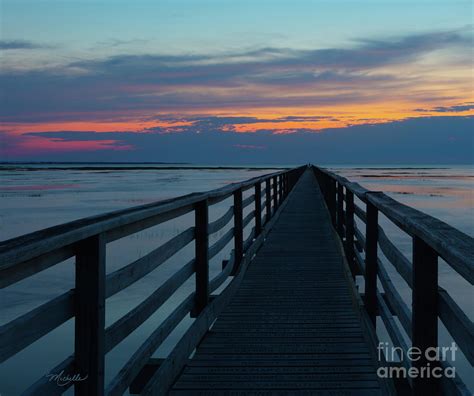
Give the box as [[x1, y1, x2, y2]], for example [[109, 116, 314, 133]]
[[254, 182, 262, 236], [337, 183, 344, 238], [365, 198, 378, 326], [75, 234, 105, 396], [194, 199, 209, 316], [232, 188, 243, 275], [345, 190, 356, 279], [412, 236, 439, 395], [272, 176, 278, 209], [265, 179, 271, 222]]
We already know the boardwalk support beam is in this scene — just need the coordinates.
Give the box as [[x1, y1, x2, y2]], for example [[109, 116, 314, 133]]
[[193, 199, 209, 317], [412, 236, 439, 395], [75, 234, 105, 396]]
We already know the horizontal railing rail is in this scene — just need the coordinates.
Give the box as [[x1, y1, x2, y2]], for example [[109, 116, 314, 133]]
[[312, 166, 474, 396], [0, 169, 299, 286], [0, 166, 306, 396]]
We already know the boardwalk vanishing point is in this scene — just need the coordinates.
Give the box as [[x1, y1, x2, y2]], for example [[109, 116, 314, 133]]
[[0, 166, 472, 396]]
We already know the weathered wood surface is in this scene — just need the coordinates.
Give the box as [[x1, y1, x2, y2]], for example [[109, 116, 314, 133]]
[[170, 170, 384, 395]]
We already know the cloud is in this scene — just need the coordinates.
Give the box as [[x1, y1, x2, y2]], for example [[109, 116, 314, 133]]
[[13, 116, 473, 164], [148, 115, 331, 130], [356, 29, 472, 54], [69, 28, 471, 77], [414, 103, 474, 113], [0, 40, 51, 50], [0, 28, 471, 122]]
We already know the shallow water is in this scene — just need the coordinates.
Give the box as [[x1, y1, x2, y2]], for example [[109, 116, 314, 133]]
[[0, 164, 472, 394]]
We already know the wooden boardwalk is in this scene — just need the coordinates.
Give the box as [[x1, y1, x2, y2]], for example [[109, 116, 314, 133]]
[[3, 165, 471, 395], [171, 170, 384, 395]]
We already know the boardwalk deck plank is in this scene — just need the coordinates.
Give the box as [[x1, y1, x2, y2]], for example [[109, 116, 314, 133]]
[[170, 170, 383, 395]]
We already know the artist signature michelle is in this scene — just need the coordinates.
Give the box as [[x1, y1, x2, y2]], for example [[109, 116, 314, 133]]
[[46, 370, 88, 387]]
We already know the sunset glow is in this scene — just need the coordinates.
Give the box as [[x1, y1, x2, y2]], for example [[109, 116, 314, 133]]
[[1, 1, 473, 162]]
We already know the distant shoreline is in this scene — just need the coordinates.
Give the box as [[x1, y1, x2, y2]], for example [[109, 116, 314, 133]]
[[0, 161, 190, 165], [0, 165, 287, 171], [1, 162, 473, 172]]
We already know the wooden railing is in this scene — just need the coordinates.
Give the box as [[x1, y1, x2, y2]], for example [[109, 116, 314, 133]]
[[312, 166, 473, 396], [0, 166, 306, 395]]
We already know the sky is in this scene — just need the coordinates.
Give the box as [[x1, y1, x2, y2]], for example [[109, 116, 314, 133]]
[[0, 0, 473, 164]]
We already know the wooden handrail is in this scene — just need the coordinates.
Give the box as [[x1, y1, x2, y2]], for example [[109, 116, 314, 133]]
[[208, 228, 234, 259], [1, 165, 306, 396], [312, 165, 473, 396], [0, 291, 74, 363], [104, 259, 195, 353], [106, 227, 195, 297], [0, 169, 289, 272], [208, 206, 234, 234], [438, 287, 474, 366], [316, 167, 473, 283], [242, 193, 255, 208]]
